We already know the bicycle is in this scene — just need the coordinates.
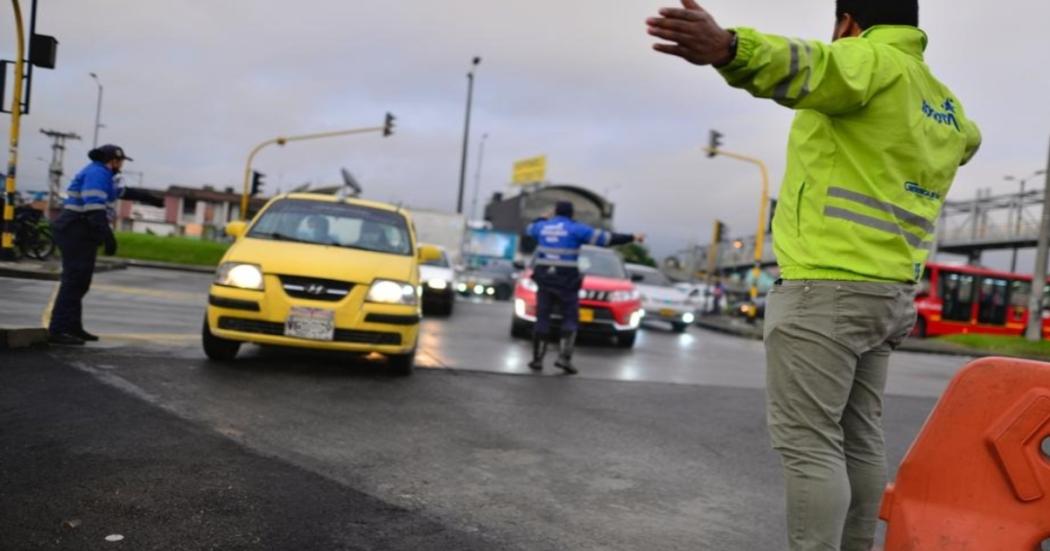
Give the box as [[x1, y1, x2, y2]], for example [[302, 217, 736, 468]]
[[0, 195, 56, 261]]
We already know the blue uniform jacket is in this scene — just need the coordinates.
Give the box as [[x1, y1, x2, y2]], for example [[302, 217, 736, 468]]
[[57, 162, 120, 244], [527, 216, 630, 269]]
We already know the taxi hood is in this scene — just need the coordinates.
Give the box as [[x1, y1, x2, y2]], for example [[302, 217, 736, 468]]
[[224, 237, 418, 284]]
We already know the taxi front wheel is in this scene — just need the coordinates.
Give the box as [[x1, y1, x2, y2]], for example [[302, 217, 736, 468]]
[[387, 349, 416, 376], [202, 318, 241, 361]]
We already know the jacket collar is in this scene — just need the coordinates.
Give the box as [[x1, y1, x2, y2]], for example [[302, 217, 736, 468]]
[[860, 25, 928, 60]]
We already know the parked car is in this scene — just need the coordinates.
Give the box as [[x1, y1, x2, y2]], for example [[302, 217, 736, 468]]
[[626, 263, 698, 333], [673, 281, 728, 315], [511, 246, 643, 348], [456, 262, 517, 301], [202, 193, 442, 375], [418, 244, 456, 316]]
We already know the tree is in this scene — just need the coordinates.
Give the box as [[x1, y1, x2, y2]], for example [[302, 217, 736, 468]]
[[615, 242, 657, 267]]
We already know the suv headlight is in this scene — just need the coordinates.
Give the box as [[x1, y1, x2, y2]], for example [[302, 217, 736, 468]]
[[367, 279, 418, 305], [427, 278, 449, 290], [608, 289, 640, 302], [215, 262, 264, 290], [518, 278, 538, 293]]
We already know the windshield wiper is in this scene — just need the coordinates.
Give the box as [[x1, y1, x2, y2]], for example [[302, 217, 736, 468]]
[[250, 231, 316, 244]]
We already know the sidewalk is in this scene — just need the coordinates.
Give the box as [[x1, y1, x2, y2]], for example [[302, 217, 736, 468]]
[[695, 314, 989, 359]]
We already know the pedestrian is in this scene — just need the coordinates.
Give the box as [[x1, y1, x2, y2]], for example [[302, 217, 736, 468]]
[[48, 145, 133, 345], [648, 2, 980, 550], [526, 201, 644, 374]]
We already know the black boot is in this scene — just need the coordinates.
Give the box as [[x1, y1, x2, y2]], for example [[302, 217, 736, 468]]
[[528, 334, 548, 371], [75, 329, 100, 342], [554, 331, 578, 375]]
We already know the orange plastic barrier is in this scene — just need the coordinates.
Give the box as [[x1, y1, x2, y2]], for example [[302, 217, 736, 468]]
[[880, 357, 1050, 550]]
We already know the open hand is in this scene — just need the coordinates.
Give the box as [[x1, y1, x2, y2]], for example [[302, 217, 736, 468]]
[[647, 0, 735, 66], [634, 234, 647, 244]]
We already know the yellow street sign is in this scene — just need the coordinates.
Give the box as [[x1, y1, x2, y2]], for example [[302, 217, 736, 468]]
[[512, 155, 547, 186]]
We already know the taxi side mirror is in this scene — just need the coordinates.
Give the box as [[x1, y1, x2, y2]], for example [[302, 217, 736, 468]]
[[225, 221, 248, 239], [417, 245, 442, 263]]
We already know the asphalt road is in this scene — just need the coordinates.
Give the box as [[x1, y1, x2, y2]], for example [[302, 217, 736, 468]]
[[0, 269, 976, 549]]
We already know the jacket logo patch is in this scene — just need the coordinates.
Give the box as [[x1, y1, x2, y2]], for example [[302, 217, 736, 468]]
[[904, 181, 940, 201], [921, 99, 960, 132]]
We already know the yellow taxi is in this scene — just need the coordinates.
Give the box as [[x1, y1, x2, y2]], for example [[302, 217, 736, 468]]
[[202, 193, 441, 374]]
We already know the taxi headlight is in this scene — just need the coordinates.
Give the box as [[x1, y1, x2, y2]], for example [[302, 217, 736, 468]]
[[367, 279, 418, 305], [215, 262, 264, 290], [427, 279, 449, 290], [609, 289, 641, 302]]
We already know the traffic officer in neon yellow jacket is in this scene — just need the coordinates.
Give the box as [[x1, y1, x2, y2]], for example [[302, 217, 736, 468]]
[[649, 1, 979, 549]]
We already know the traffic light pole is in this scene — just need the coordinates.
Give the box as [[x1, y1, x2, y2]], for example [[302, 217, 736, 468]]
[[239, 122, 391, 220], [703, 146, 770, 311], [2, 0, 26, 261]]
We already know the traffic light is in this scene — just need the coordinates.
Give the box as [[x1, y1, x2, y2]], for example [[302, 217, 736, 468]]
[[707, 130, 723, 158], [713, 220, 728, 243], [250, 171, 265, 197], [383, 112, 396, 137]]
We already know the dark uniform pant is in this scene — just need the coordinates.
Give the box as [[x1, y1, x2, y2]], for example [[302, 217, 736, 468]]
[[49, 216, 99, 335], [533, 267, 583, 337]]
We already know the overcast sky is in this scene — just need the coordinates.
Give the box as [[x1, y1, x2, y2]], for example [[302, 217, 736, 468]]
[[2, 0, 1049, 262]]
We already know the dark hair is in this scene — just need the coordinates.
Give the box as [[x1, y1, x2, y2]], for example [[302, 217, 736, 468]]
[[555, 201, 574, 218], [836, 0, 918, 28]]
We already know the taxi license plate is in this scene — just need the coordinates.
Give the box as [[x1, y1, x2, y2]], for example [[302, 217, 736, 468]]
[[285, 307, 335, 341], [659, 308, 677, 318], [579, 308, 595, 323]]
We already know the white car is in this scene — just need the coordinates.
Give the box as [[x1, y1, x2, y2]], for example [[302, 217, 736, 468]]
[[626, 263, 698, 333], [419, 245, 456, 316], [673, 281, 727, 315]]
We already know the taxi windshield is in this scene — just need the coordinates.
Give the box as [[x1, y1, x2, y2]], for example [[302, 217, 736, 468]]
[[579, 248, 627, 279], [248, 199, 412, 256]]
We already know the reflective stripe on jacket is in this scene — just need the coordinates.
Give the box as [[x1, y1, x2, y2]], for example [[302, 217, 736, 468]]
[[718, 25, 981, 282], [526, 216, 612, 268], [64, 162, 118, 214]]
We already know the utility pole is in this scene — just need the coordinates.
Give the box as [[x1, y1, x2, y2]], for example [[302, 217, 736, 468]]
[[40, 129, 80, 217], [456, 56, 481, 215], [1026, 136, 1050, 342], [469, 133, 488, 220], [89, 72, 103, 148]]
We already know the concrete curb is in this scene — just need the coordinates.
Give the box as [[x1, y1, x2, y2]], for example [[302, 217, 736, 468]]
[[0, 327, 48, 350], [0, 259, 127, 281], [124, 259, 216, 274]]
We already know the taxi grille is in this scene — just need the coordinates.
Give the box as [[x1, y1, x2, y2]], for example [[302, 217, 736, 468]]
[[217, 317, 401, 345], [278, 275, 354, 302]]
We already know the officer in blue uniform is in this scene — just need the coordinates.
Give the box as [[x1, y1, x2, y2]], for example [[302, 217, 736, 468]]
[[48, 145, 132, 345], [526, 201, 643, 374]]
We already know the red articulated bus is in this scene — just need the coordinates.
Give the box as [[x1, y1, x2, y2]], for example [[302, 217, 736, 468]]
[[913, 262, 1050, 338]]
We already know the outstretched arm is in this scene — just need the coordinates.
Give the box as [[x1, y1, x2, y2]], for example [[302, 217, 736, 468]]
[[648, 1, 901, 115]]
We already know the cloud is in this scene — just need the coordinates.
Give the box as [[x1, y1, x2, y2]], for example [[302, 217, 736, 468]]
[[2, 0, 1048, 262]]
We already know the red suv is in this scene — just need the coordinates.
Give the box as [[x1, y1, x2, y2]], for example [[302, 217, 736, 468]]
[[510, 246, 644, 348]]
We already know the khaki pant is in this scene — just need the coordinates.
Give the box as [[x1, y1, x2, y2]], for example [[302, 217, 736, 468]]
[[764, 280, 916, 551]]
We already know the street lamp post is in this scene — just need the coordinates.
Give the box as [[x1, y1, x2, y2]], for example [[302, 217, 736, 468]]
[[456, 56, 481, 215], [89, 72, 103, 148], [469, 133, 488, 221]]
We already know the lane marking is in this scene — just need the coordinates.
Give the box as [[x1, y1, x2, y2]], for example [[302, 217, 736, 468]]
[[40, 282, 59, 328]]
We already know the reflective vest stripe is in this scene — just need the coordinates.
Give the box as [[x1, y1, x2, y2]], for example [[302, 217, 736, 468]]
[[534, 258, 579, 268], [827, 186, 935, 234], [824, 206, 929, 248], [535, 246, 579, 256], [774, 40, 801, 102], [67, 189, 110, 200], [63, 203, 108, 212]]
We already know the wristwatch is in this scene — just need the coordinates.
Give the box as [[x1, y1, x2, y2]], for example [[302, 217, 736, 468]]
[[714, 31, 739, 68]]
